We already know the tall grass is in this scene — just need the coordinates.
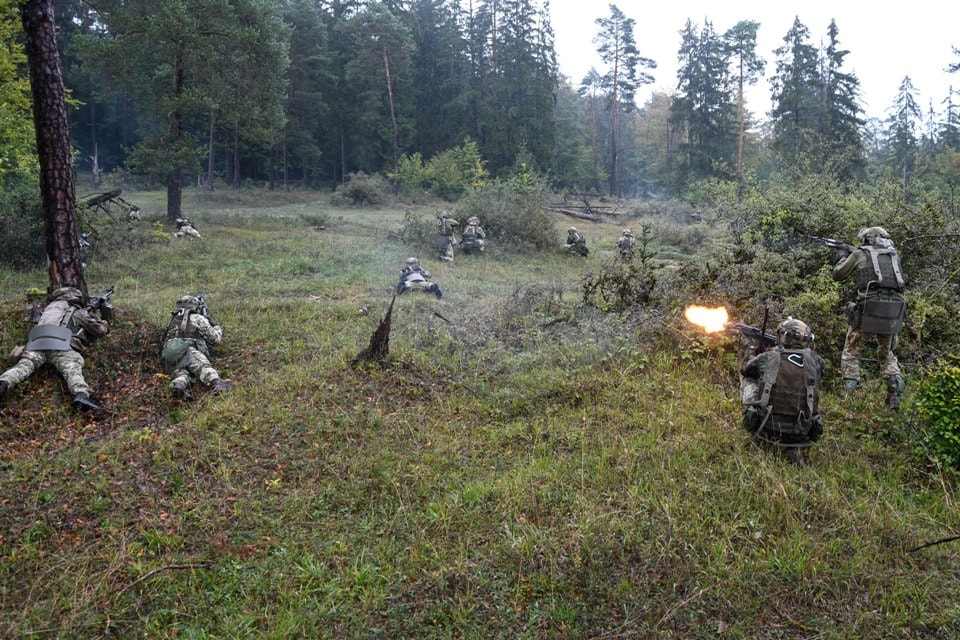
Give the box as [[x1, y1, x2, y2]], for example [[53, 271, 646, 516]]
[[0, 187, 957, 639]]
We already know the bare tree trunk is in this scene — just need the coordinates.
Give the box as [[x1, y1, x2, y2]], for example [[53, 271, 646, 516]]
[[736, 57, 745, 200], [340, 125, 347, 186], [383, 44, 399, 172], [282, 140, 288, 190], [166, 51, 184, 221], [206, 108, 216, 191], [232, 127, 240, 190], [90, 76, 101, 188], [610, 51, 620, 197], [19, 0, 87, 295]]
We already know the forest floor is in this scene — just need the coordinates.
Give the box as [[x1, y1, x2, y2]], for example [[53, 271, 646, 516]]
[[0, 186, 957, 639]]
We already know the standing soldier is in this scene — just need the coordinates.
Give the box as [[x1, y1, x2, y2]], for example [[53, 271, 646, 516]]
[[436, 211, 459, 262], [460, 216, 486, 254], [832, 226, 907, 409], [0, 287, 109, 411], [617, 228, 636, 261], [741, 318, 825, 467], [160, 295, 233, 400], [565, 227, 589, 256]]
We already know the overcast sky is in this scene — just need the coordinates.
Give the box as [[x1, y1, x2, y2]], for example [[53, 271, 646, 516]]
[[549, 2, 960, 122]]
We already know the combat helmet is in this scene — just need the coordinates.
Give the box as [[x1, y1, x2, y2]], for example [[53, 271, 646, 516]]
[[622, 229, 634, 236], [777, 317, 814, 348], [568, 226, 577, 232], [467, 216, 480, 225], [440, 211, 452, 219], [50, 286, 83, 304], [176, 295, 201, 311], [405, 257, 420, 267], [857, 226, 892, 246]]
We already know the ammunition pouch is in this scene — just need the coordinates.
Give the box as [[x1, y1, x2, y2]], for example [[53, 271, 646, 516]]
[[161, 337, 209, 372], [742, 405, 764, 434], [858, 291, 906, 335], [24, 325, 73, 351]]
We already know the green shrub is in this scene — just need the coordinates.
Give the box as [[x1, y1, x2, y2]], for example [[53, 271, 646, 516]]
[[336, 172, 388, 206], [913, 357, 960, 474], [455, 173, 554, 251], [0, 177, 44, 269], [393, 208, 434, 252], [582, 224, 660, 312]]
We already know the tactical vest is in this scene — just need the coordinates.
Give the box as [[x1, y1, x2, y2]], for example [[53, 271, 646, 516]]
[[619, 236, 635, 249], [756, 348, 821, 439], [852, 246, 907, 334], [25, 300, 76, 351], [437, 218, 456, 236], [165, 309, 201, 342], [855, 246, 905, 292], [462, 224, 478, 240]]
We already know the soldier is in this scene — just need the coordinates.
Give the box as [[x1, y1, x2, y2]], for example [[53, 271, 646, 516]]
[[0, 287, 109, 411], [460, 216, 486, 254], [565, 226, 589, 256], [832, 226, 907, 409], [396, 257, 442, 298], [160, 295, 232, 401], [741, 317, 825, 467], [174, 217, 202, 239], [617, 228, 636, 261], [436, 211, 460, 262]]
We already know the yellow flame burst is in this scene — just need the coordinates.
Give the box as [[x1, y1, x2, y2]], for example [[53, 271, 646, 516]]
[[684, 305, 729, 333]]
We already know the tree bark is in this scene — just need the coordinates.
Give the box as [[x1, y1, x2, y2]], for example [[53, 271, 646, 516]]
[[19, 0, 87, 295], [206, 108, 216, 191], [383, 43, 399, 172], [166, 51, 184, 221]]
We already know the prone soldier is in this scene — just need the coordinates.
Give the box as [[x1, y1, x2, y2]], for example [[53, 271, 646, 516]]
[[160, 295, 232, 400], [0, 286, 111, 411]]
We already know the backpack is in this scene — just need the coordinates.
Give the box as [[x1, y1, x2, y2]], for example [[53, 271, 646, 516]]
[[750, 348, 821, 441]]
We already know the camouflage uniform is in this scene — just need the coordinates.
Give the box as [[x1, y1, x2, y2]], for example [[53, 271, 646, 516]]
[[436, 211, 460, 262], [740, 318, 825, 466], [174, 217, 202, 239], [460, 216, 486, 254], [397, 257, 442, 298], [832, 227, 906, 408], [0, 287, 109, 410], [161, 296, 231, 399], [617, 229, 636, 261], [566, 227, 588, 256]]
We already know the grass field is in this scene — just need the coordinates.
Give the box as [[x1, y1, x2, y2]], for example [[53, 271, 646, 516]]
[[0, 187, 958, 639]]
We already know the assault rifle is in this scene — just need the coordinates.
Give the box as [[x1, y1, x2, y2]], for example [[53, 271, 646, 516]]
[[810, 236, 855, 252], [89, 286, 115, 322]]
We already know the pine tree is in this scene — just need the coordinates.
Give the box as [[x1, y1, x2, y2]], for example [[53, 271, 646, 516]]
[[723, 20, 764, 190], [885, 76, 922, 194], [769, 17, 820, 170], [594, 4, 654, 196], [819, 19, 865, 181]]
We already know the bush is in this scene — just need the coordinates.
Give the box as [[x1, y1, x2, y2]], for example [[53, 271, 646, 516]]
[[913, 357, 960, 474], [455, 172, 555, 251], [336, 172, 388, 206], [391, 139, 487, 202], [393, 208, 434, 252], [0, 177, 44, 269], [582, 224, 660, 312]]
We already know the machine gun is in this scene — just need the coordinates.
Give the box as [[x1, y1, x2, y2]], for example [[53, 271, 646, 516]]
[[196, 293, 215, 325], [88, 286, 115, 322], [727, 322, 777, 351]]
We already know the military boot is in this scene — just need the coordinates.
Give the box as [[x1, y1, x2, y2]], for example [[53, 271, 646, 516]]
[[0, 380, 8, 400], [72, 393, 100, 411], [172, 383, 193, 402], [209, 378, 233, 394], [433, 284, 442, 300], [842, 378, 861, 391], [885, 375, 905, 411]]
